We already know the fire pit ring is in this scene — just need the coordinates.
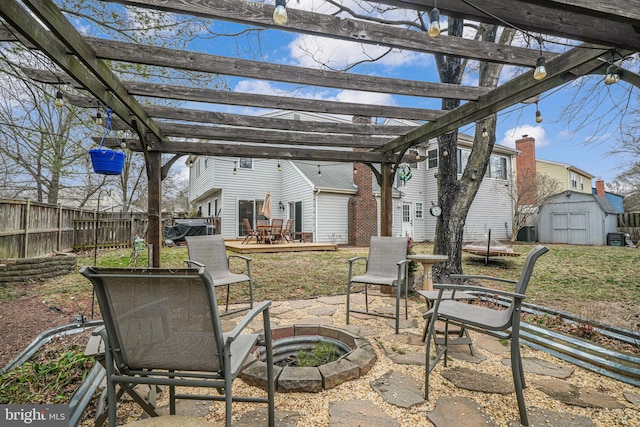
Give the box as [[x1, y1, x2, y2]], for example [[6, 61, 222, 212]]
[[240, 325, 377, 392]]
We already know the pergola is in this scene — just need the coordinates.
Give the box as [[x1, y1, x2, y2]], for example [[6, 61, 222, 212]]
[[1, 0, 638, 266]]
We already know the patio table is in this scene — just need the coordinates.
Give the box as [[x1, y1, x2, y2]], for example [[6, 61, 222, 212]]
[[407, 254, 448, 291]]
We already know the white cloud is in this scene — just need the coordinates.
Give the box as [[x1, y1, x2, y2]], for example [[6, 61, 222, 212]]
[[499, 125, 550, 149], [288, 34, 425, 71], [233, 80, 395, 106]]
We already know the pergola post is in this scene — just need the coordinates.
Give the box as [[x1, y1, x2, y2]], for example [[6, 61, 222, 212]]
[[147, 151, 162, 268], [380, 162, 394, 237]]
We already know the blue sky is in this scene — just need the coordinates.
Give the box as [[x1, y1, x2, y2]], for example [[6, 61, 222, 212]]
[[181, 3, 636, 186]]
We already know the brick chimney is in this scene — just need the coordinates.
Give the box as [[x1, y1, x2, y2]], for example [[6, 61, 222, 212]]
[[595, 177, 605, 196], [348, 116, 378, 246], [515, 135, 537, 206]]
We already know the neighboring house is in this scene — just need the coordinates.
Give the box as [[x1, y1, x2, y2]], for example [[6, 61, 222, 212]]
[[188, 112, 518, 243]]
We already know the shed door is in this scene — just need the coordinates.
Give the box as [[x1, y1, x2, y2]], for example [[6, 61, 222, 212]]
[[551, 212, 588, 244]]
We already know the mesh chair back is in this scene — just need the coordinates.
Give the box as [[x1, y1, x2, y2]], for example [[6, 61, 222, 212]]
[[83, 267, 224, 373], [186, 235, 232, 280], [367, 236, 408, 280], [242, 218, 254, 235]]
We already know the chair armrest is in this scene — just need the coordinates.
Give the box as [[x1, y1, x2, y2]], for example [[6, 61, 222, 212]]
[[348, 256, 367, 264], [229, 254, 251, 263], [184, 259, 204, 268], [226, 300, 272, 342], [450, 274, 517, 285], [433, 283, 526, 300]]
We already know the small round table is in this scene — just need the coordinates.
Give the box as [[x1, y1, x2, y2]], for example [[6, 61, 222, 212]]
[[407, 254, 448, 291]]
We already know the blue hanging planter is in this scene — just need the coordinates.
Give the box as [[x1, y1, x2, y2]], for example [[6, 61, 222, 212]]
[[90, 108, 125, 175]]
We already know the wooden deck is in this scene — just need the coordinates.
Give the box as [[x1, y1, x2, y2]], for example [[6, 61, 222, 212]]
[[225, 240, 338, 254]]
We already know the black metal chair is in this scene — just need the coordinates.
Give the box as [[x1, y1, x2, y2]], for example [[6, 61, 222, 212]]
[[423, 245, 549, 426]]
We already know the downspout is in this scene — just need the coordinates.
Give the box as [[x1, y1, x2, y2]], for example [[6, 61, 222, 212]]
[[314, 188, 321, 242]]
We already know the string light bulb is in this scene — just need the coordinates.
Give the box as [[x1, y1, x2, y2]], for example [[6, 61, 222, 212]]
[[414, 149, 421, 160], [277, 159, 282, 171], [54, 90, 64, 107], [353, 163, 357, 174], [428, 7, 441, 38], [604, 64, 620, 85], [533, 56, 547, 80], [273, 0, 288, 25], [318, 164, 322, 178], [233, 163, 237, 175], [533, 37, 547, 80], [535, 102, 543, 123], [95, 111, 103, 126], [482, 127, 489, 139]]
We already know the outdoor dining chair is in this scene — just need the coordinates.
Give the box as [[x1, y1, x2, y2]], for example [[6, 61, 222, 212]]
[[281, 219, 294, 243], [268, 218, 283, 243], [80, 266, 275, 427], [346, 236, 409, 334], [423, 245, 549, 426], [242, 218, 262, 244], [185, 235, 254, 316]]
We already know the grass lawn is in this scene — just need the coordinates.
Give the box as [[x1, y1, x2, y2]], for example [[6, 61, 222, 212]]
[[12, 241, 639, 333]]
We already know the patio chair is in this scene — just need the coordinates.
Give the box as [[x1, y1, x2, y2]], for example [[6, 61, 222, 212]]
[[242, 218, 261, 244], [346, 236, 409, 334], [80, 266, 275, 427], [185, 235, 253, 316], [268, 218, 283, 243], [423, 245, 549, 427], [281, 219, 294, 243]]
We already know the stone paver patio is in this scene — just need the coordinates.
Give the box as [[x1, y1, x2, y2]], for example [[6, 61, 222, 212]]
[[121, 290, 639, 426]]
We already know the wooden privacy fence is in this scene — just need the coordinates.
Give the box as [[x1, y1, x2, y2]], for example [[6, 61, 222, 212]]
[[0, 198, 150, 259], [617, 212, 640, 242], [73, 217, 148, 249]]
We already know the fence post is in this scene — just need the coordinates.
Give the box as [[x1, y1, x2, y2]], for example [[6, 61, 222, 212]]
[[57, 203, 62, 252], [22, 200, 30, 258]]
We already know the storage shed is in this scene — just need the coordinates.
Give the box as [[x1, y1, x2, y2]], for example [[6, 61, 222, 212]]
[[538, 191, 618, 245]]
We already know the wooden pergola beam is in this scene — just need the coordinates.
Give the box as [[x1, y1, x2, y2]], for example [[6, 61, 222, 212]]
[[379, 44, 616, 154], [97, 138, 404, 163], [375, 0, 640, 51], [105, 0, 545, 67], [66, 94, 418, 135]]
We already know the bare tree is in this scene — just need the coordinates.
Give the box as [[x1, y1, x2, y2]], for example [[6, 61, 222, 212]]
[[505, 171, 562, 241]]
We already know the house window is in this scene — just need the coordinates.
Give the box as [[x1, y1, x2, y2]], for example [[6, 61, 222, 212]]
[[580, 176, 584, 190], [457, 149, 470, 174], [207, 201, 211, 216], [485, 155, 507, 180], [427, 149, 438, 169], [571, 173, 578, 188], [238, 158, 253, 169], [415, 202, 423, 219], [402, 204, 411, 222]]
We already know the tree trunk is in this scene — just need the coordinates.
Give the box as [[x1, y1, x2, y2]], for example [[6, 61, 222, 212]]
[[433, 24, 515, 282]]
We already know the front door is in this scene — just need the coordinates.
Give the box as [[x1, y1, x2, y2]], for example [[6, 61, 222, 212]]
[[402, 203, 413, 237]]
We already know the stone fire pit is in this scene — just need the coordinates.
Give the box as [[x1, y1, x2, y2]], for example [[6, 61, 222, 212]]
[[240, 325, 377, 392]]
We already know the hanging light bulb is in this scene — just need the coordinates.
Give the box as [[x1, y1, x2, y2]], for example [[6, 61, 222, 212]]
[[273, 0, 288, 25], [54, 90, 64, 107], [482, 127, 489, 138], [233, 163, 237, 175], [428, 7, 441, 38], [414, 149, 421, 160], [535, 102, 543, 123], [277, 159, 282, 171], [533, 56, 547, 80], [604, 64, 620, 85], [353, 163, 357, 174], [318, 164, 322, 178], [95, 111, 103, 126]]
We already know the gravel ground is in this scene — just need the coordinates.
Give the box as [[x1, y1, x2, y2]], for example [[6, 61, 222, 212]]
[[122, 295, 640, 427]]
